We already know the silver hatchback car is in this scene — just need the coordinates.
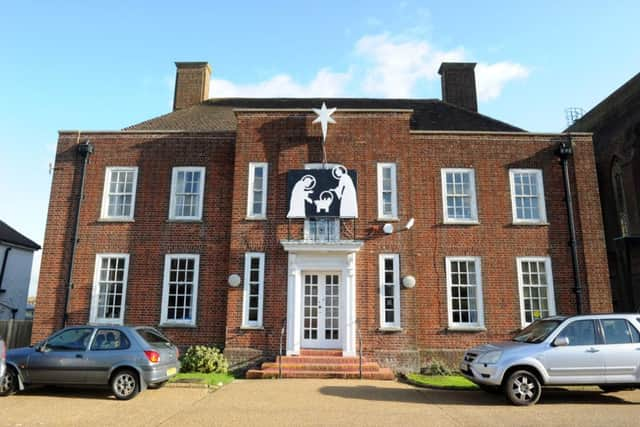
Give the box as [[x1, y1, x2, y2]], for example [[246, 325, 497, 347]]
[[0, 325, 180, 400], [461, 314, 640, 405]]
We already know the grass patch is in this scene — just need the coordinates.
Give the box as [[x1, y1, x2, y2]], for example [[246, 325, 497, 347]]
[[405, 373, 479, 390], [170, 372, 235, 386]]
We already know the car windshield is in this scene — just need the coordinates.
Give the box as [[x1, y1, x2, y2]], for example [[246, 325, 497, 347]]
[[512, 319, 563, 343]]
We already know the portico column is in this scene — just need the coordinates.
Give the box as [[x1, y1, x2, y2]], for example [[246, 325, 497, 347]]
[[343, 253, 357, 357], [286, 254, 301, 355]]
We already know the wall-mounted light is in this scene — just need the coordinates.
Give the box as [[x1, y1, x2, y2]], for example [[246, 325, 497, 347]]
[[228, 274, 242, 287], [405, 218, 415, 230], [402, 275, 416, 289]]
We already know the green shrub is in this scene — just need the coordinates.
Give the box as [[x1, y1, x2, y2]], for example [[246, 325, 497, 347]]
[[181, 345, 229, 374], [420, 358, 452, 376]]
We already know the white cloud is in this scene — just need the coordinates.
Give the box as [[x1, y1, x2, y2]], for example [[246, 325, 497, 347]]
[[475, 62, 530, 101], [355, 33, 464, 97], [206, 33, 529, 102], [210, 68, 352, 98]]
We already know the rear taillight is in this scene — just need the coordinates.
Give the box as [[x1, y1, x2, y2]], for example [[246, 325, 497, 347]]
[[144, 350, 160, 363], [175, 347, 180, 359]]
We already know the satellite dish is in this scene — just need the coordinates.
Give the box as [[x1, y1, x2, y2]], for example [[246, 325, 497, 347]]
[[405, 218, 415, 230], [383, 223, 394, 234]]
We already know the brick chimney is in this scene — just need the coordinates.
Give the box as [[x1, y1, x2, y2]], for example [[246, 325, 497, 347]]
[[438, 62, 478, 112], [173, 62, 211, 111]]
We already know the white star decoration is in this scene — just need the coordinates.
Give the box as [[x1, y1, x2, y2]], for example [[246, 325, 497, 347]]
[[312, 102, 336, 144]]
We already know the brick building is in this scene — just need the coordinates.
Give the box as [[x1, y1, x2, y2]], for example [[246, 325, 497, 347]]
[[568, 72, 640, 312], [34, 61, 611, 372]]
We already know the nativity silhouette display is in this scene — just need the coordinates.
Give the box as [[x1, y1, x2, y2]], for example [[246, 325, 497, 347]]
[[287, 165, 358, 218]]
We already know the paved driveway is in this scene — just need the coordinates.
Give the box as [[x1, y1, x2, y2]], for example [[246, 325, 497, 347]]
[[2, 380, 640, 426]]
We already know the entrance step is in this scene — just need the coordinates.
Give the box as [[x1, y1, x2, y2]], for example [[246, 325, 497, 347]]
[[246, 349, 395, 380]]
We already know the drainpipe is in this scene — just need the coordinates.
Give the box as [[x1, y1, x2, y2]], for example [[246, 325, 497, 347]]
[[62, 139, 93, 326], [0, 247, 11, 293], [555, 135, 584, 314]]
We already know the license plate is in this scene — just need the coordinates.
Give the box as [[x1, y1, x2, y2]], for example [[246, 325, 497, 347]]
[[166, 367, 177, 376]]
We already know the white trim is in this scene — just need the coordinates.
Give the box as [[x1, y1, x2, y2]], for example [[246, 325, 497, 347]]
[[379, 254, 401, 329], [516, 256, 556, 327], [445, 256, 484, 329], [242, 252, 265, 328], [89, 253, 130, 325], [169, 167, 205, 220], [160, 254, 200, 326], [441, 168, 478, 224], [246, 163, 268, 219], [281, 240, 364, 252], [509, 169, 548, 224], [377, 163, 398, 220], [100, 167, 138, 220]]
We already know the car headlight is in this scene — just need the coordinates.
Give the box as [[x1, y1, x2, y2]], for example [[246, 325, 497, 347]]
[[476, 351, 502, 364]]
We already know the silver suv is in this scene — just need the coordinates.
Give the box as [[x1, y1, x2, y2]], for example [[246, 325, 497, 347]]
[[461, 314, 640, 405]]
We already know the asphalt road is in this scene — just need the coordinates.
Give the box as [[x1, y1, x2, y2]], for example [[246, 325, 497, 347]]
[[1, 380, 640, 427]]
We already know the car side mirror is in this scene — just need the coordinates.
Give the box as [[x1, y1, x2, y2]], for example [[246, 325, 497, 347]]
[[553, 336, 569, 347]]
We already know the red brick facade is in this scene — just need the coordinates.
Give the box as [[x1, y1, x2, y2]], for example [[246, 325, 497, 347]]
[[34, 110, 611, 369]]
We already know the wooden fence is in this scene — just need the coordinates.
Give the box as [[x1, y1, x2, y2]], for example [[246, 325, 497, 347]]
[[0, 320, 33, 349]]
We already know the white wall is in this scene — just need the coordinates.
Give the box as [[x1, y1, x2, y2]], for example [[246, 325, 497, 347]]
[[0, 243, 34, 320]]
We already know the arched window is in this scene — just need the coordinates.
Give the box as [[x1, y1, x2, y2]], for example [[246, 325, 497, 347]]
[[612, 160, 630, 236]]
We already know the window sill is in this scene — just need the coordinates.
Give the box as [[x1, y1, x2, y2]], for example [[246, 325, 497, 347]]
[[245, 216, 267, 221], [378, 327, 403, 333], [511, 221, 549, 226], [240, 325, 264, 330], [442, 220, 480, 225], [447, 325, 486, 332], [98, 218, 135, 223], [166, 219, 203, 223], [159, 323, 197, 328]]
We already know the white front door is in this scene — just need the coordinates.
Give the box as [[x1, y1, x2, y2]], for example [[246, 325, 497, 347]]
[[301, 272, 342, 349]]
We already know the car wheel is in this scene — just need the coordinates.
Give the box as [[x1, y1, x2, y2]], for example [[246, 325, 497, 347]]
[[0, 367, 19, 396], [111, 369, 139, 400], [505, 370, 542, 406]]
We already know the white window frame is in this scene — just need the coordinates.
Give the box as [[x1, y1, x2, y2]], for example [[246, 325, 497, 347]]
[[377, 163, 398, 220], [441, 168, 478, 224], [445, 256, 484, 330], [379, 254, 401, 329], [90, 254, 130, 325], [160, 254, 200, 326], [242, 252, 265, 328], [246, 162, 268, 219], [169, 167, 205, 220], [100, 167, 138, 220], [516, 256, 556, 327], [509, 169, 547, 224]]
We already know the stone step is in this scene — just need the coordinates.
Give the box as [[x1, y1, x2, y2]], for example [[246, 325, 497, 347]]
[[246, 368, 395, 380], [278, 356, 363, 364], [261, 362, 381, 372], [299, 348, 343, 357]]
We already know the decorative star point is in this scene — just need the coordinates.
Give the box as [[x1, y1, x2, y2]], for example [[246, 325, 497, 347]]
[[312, 102, 337, 143]]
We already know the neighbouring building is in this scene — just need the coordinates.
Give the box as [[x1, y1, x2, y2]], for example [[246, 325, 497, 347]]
[[33, 61, 611, 372], [0, 220, 41, 320], [568, 72, 640, 312]]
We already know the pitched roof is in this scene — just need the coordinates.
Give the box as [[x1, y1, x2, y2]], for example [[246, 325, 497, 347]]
[[125, 98, 524, 132], [0, 220, 41, 251]]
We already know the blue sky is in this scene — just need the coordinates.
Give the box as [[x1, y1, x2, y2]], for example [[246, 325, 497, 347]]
[[1, 1, 639, 295]]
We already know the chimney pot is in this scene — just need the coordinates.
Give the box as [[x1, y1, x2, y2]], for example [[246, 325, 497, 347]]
[[173, 62, 211, 111], [438, 62, 478, 112]]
